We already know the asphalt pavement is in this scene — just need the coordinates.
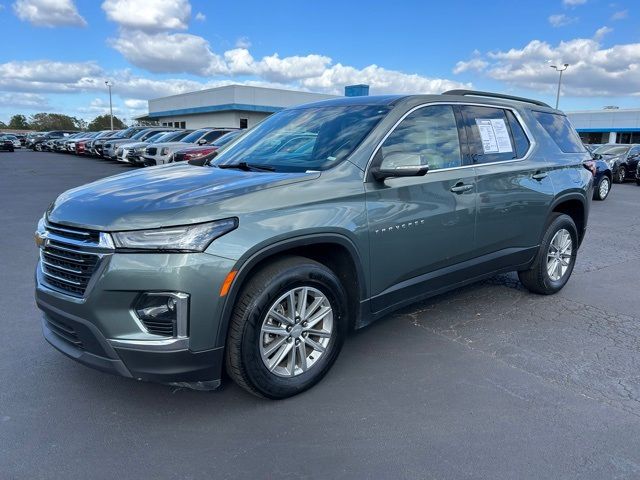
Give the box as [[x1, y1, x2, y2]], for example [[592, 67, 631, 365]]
[[2, 150, 640, 479]]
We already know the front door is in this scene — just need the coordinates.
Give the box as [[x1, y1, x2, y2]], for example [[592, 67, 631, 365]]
[[365, 104, 477, 311]]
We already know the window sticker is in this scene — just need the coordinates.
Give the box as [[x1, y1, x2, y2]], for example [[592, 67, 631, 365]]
[[475, 119, 513, 154]]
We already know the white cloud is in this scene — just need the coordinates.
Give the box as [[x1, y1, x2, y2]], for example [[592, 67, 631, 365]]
[[453, 58, 488, 74], [109, 31, 228, 75], [611, 9, 628, 20], [455, 29, 640, 97], [194, 11, 205, 21], [107, 30, 468, 94], [235, 36, 251, 49], [101, 0, 191, 31], [548, 14, 577, 27], [13, 0, 87, 27], [124, 98, 147, 109], [562, 0, 586, 5], [0, 60, 101, 83], [0, 92, 49, 109]]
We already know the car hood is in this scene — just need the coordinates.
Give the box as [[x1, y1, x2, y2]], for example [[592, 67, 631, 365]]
[[121, 141, 149, 149], [148, 141, 190, 151], [48, 163, 318, 231]]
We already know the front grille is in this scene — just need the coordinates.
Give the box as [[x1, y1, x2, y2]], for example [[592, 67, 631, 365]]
[[146, 147, 157, 156], [45, 316, 84, 349], [40, 223, 105, 298]]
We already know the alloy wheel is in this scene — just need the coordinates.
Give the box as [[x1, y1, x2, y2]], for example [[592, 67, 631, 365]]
[[259, 286, 333, 377], [546, 228, 573, 281], [599, 177, 610, 199]]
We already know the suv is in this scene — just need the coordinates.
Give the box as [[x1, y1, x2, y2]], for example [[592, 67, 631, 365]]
[[34, 91, 593, 399], [142, 128, 237, 166]]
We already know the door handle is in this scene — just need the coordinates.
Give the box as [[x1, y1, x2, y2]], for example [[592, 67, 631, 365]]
[[450, 183, 474, 193], [532, 171, 548, 181]]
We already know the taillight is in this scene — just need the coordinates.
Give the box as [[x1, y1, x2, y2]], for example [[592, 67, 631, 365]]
[[583, 160, 596, 177]]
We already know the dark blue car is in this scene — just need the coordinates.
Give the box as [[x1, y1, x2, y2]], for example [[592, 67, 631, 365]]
[[592, 158, 612, 200]]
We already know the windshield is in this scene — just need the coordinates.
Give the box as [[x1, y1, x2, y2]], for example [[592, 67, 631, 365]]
[[130, 130, 151, 141], [181, 129, 211, 143], [146, 132, 168, 143], [213, 105, 390, 172], [594, 145, 630, 155], [155, 130, 190, 143], [213, 130, 243, 147]]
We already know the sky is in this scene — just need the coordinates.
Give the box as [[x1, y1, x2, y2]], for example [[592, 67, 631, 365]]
[[0, 0, 638, 125]]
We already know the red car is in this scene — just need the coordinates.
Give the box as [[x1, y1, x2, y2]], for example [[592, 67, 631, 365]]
[[170, 130, 244, 163]]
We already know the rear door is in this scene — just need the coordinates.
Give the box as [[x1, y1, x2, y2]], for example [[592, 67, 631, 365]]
[[365, 104, 477, 309], [460, 105, 554, 260]]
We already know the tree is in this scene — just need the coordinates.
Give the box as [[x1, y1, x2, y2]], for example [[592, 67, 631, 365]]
[[8, 114, 30, 130], [29, 113, 84, 131], [0, 120, 7, 129], [87, 114, 126, 131]]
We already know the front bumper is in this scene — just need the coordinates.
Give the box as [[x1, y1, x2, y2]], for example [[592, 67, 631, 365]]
[[35, 250, 236, 387]]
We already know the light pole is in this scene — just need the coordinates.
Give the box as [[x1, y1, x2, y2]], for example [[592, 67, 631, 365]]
[[105, 80, 114, 130], [549, 63, 569, 109]]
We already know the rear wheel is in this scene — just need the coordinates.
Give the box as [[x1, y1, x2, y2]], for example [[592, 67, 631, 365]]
[[225, 256, 348, 399], [594, 176, 611, 200], [615, 166, 626, 183], [518, 213, 578, 295]]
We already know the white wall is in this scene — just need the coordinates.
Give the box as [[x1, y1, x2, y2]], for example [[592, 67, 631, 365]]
[[158, 111, 271, 130]]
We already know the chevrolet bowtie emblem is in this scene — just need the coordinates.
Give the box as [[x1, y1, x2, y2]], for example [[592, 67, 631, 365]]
[[34, 231, 47, 248]]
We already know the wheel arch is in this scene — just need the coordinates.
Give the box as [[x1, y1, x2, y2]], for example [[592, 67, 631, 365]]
[[215, 234, 367, 347], [549, 194, 587, 245]]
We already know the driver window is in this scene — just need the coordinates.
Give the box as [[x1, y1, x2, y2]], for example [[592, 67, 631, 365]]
[[380, 105, 462, 171]]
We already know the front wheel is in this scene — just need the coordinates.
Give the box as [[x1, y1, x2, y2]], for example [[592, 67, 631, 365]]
[[615, 166, 626, 183], [518, 213, 578, 295], [225, 256, 348, 399], [594, 176, 611, 201]]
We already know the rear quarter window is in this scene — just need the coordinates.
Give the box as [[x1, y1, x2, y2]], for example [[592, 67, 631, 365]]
[[532, 111, 585, 153]]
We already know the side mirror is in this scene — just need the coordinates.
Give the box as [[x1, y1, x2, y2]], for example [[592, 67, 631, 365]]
[[593, 153, 602, 160], [371, 152, 429, 181], [197, 138, 208, 145]]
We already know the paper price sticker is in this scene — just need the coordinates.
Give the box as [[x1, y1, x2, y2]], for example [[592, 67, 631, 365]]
[[475, 118, 513, 154]]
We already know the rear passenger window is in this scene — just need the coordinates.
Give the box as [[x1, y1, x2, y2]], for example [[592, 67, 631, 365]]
[[532, 111, 585, 153], [380, 105, 462, 171], [460, 106, 526, 163]]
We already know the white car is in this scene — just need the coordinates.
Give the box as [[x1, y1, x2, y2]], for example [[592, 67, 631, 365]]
[[2, 135, 22, 148], [142, 128, 236, 166]]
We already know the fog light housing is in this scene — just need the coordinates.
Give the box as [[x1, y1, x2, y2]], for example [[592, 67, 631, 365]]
[[134, 292, 189, 338]]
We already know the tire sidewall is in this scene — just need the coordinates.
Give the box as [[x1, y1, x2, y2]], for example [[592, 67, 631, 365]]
[[239, 263, 347, 398], [617, 166, 626, 183], [539, 215, 578, 293]]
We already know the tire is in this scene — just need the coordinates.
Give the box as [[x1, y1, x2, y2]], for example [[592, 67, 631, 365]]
[[615, 166, 626, 183], [593, 176, 611, 201], [518, 213, 578, 295], [636, 178, 640, 186], [225, 256, 348, 399]]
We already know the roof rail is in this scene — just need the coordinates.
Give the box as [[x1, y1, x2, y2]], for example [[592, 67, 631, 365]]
[[442, 89, 552, 108]]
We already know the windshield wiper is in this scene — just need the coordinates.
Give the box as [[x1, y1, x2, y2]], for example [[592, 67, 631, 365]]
[[217, 162, 276, 172]]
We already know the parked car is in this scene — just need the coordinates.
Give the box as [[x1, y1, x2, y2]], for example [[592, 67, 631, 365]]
[[171, 130, 244, 163], [1, 134, 22, 149], [636, 162, 640, 186], [75, 132, 102, 155], [35, 90, 593, 399], [52, 132, 84, 152], [0, 137, 15, 152], [591, 158, 612, 200], [142, 128, 237, 166], [30, 131, 77, 151], [120, 130, 193, 166], [103, 127, 175, 160], [85, 130, 121, 156], [592, 144, 640, 183]]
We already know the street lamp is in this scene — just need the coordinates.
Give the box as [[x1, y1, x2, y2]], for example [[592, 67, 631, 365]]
[[549, 63, 569, 109], [105, 80, 114, 130]]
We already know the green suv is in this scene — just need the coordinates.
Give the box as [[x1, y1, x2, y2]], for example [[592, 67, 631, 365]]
[[35, 90, 593, 398]]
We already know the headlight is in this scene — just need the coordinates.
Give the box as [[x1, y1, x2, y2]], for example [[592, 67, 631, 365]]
[[605, 158, 616, 167], [161, 147, 170, 155], [111, 218, 238, 252]]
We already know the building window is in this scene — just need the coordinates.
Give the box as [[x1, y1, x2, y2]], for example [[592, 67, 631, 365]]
[[162, 122, 168, 126], [240, 118, 248, 129], [179, 121, 186, 129]]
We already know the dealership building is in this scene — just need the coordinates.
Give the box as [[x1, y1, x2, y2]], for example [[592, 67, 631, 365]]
[[142, 84, 345, 130], [566, 108, 640, 145], [141, 84, 640, 145]]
